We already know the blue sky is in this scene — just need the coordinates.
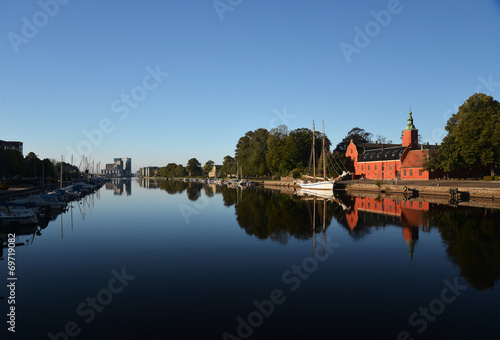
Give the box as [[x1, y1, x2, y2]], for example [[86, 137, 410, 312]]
[[1, 0, 499, 172]]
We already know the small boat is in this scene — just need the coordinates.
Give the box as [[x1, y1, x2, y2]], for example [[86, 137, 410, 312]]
[[0, 202, 39, 226], [12, 194, 66, 210]]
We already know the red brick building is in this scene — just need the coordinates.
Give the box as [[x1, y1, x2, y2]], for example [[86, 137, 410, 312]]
[[346, 109, 440, 180]]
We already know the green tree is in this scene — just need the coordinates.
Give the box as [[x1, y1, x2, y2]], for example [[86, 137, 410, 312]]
[[266, 125, 289, 176], [284, 127, 331, 175], [174, 164, 186, 177], [187, 158, 202, 177], [203, 160, 215, 176], [235, 131, 253, 177], [235, 128, 269, 177], [165, 163, 178, 177], [220, 155, 235, 177], [426, 93, 500, 175]]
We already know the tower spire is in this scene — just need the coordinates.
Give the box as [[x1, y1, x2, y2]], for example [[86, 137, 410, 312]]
[[404, 106, 417, 131]]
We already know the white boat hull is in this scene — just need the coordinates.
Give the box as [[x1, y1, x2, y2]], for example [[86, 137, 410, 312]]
[[297, 181, 334, 190]]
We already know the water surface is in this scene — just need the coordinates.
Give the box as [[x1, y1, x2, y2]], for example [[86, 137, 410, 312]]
[[1, 178, 499, 339]]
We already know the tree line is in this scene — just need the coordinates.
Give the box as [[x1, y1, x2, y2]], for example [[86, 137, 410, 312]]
[[153, 92, 499, 179], [0, 150, 79, 182], [153, 125, 384, 179], [234, 125, 333, 178]]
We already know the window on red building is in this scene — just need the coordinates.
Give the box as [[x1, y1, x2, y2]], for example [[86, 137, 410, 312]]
[[403, 170, 407, 176], [410, 170, 413, 176]]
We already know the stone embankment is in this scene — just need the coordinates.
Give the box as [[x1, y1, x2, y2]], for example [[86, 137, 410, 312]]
[[340, 179, 500, 199]]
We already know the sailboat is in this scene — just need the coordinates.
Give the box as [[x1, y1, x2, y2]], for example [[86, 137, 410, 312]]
[[297, 120, 349, 191]]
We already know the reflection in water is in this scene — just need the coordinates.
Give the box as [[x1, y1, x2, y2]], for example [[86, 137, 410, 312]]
[[345, 196, 431, 260], [140, 180, 500, 290], [231, 188, 339, 245], [342, 194, 500, 290], [429, 207, 500, 290], [140, 178, 187, 194], [105, 178, 132, 196], [0, 223, 40, 260]]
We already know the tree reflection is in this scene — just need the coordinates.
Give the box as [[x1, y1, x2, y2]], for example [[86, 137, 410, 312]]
[[186, 183, 202, 201], [158, 180, 187, 194], [232, 188, 340, 244], [430, 208, 500, 290]]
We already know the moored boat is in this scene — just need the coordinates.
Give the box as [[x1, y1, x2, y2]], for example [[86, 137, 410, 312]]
[[0, 202, 39, 226], [297, 120, 349, 190], [11, 194, 66, 210]]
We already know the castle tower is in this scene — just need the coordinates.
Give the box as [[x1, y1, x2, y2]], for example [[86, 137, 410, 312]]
[[402, 108, 418, 149]]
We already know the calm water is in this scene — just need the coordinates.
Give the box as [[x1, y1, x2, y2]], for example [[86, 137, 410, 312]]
[[1, 178, 499, 339]]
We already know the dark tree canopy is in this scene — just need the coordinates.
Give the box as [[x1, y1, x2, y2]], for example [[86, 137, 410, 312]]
[[425, 93, 500, 175], [220, 155, 236, 177], [187, 158, 202, 177], [335, 127, 373, 154]]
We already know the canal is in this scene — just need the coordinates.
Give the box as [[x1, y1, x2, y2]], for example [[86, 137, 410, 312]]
[[1, 178, 499, 339]]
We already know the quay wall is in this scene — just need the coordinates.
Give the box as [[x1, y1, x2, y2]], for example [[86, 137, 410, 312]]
[[343, 182, 500, 199], [263, 181, 298, 189]]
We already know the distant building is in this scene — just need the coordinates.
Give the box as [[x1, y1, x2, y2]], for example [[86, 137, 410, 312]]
[[101, 157, 132, 177], [0, 140, 23, 155], [114, 158, 123, 170], [208, 165, 223, 178], [124, 158, 132, 175], [140, 166, 159, 177], [346, 109, 441, 180]]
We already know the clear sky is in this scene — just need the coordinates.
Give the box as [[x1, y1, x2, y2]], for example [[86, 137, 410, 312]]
[[1, 0, 500, 172]]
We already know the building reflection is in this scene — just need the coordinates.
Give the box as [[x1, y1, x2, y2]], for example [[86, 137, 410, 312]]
[[346, 196, 430, 260], [105, 178, 132, 196], [140, 177, 160, 189]]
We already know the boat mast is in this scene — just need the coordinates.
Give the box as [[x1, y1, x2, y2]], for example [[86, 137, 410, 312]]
[[312, 121, 316, 180], [60, 155, 63, 189], [322, 120, 326, 180]]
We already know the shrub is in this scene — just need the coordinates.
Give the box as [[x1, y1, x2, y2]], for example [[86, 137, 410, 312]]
[[292, 169, 302, 179], [374, 180, 382, 188]]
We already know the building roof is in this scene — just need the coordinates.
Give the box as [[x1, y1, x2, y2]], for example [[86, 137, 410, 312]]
[[401, 150, 427, 168], [358, 146, 407, 162]]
